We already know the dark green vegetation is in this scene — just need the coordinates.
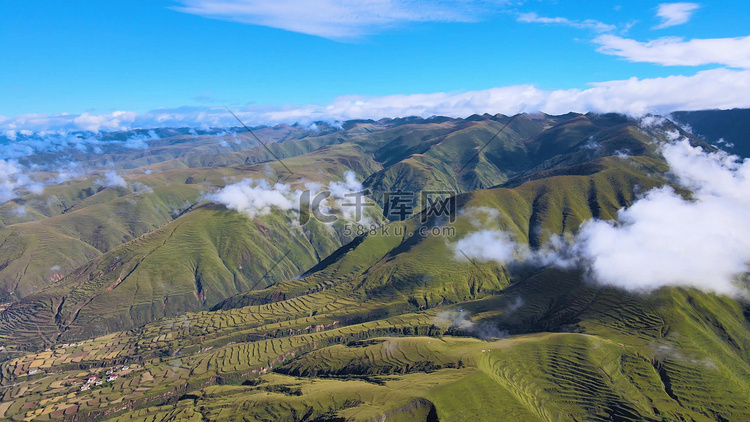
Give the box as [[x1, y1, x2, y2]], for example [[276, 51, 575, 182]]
[[0, 111, 748, 421]]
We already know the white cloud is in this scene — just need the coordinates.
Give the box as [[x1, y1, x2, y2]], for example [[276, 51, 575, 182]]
[[517, 12, 615, 33], [172, 0, 503, 40], [272, 68, 750, 118], [453, 228, 575, 270], [454, 229, 520, 263], [123, 138, 147, 150], [55, 161, 89, 183], [207, 178, 300, 218], [0, 128, 163, 161], [97, 171, 128, 189], [0, 128, 161, 160], [73, 111, 137, 132], [0, 133, 107, 159], [207, 171, 371, 223], [454, 139, 750, 297], [653, 2, 700, 29], [461, 206, 501, 228], [123, 130, 160, 149], [639, 115, 667, 128], [0, 111, 136, 135], [595, 34, 750, 68], [0, 160, 44, 203], [130, 182, 154, 195], [434, 310, 475, 331], [575, 140, 750, 296], [12, 205, 27, 217], [328, 170, 369, 223]]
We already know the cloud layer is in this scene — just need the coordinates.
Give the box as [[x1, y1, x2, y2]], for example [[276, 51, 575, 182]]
[[455, 140, 750, 297], [3, 69, 750, 137], [0, 133, 106, 160]]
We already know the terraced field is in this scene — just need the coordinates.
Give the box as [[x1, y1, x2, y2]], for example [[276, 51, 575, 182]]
[[2, 279, 746, 421]]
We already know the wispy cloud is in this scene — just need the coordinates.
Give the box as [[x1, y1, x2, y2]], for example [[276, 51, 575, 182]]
[[517, 12, 615, 33], [595, 34, 750, 68], [433, 309, 509, 339], [653, 2, 700, 29], [171, 0, 505, 40]]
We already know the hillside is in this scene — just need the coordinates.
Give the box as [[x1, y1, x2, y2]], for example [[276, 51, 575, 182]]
[[0, 111, 747, 421], [0, 112, 701, 338], [1, 156, 747, 420]]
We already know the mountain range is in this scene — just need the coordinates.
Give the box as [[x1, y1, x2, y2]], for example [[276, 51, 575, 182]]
[[0, 110, 747, 421]]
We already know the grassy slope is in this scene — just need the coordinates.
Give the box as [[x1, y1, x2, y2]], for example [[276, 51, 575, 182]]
[[1, 272, 746, 421], [361, 112, 697, 211], [0, 130, 377, 301], [0, 144, 383, 343], [0, 168, 244, 301], [2, 150, 746, 421], [0, 123, 361, 301]]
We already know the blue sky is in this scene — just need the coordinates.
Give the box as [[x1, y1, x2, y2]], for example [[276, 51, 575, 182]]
[[2, 1, 750, 132]]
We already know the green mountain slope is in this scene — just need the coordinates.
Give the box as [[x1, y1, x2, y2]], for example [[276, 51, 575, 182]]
[[360, 112, 693, 211], [0, 136, 379, 302], [0, 167, 249, 300], [0, 145, 382, 343]]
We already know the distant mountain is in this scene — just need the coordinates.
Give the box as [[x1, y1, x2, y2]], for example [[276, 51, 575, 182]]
[[671, 108, 750, 157]]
